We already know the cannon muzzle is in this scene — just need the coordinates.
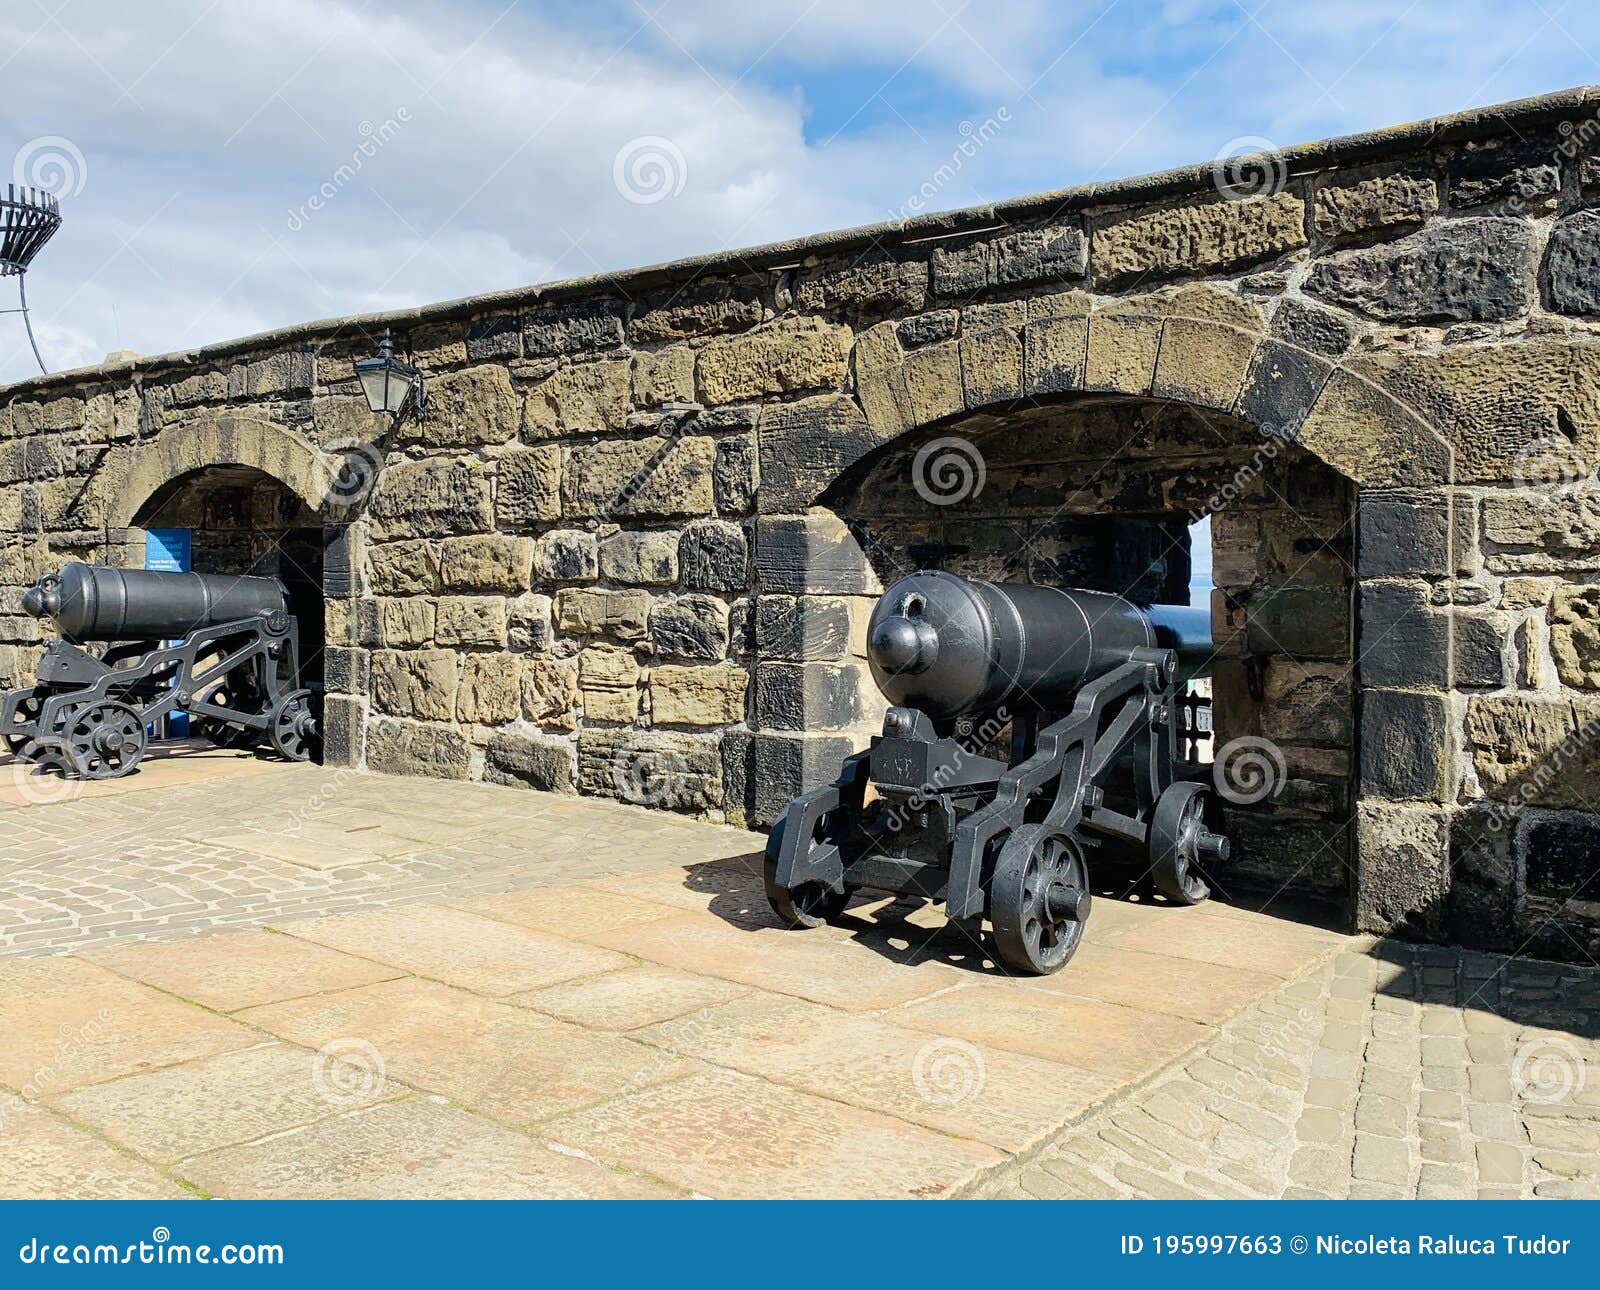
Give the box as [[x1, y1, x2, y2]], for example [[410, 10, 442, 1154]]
[[23, 562, 289, 643], [866, 571, 1213, 720]]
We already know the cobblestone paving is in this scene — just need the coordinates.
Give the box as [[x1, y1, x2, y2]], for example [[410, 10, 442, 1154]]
[[0, 753, 754, 957], [981, 943, 1600, 1200]]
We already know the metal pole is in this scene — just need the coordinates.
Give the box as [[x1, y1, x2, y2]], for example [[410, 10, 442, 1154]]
[[18, 273, 47, 373]]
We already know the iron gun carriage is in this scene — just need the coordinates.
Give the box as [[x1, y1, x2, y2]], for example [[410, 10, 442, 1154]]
[[764, 570, 1230, 975], [2, 562, 319, 778]]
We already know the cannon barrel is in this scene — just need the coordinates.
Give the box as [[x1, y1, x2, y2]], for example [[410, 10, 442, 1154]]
[[866, 571, 1212, 719], [20, 562, 288, 643]]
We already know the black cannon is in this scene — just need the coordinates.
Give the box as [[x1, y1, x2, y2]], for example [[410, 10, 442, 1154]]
[[2, 562, 319, 779], [764, 570, 1230, 975]]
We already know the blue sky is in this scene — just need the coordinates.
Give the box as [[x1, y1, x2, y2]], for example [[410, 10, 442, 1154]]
[[2, 0, 1600, 382]]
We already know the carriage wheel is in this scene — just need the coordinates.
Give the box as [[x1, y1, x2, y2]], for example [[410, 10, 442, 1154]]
[[193, 686, 258, 748], [1149, 781, 1229, 906], [763, 813, 850, 929], [989, 825, 1091, 975], [268, 689, 319, 762], [63, 700, 147, 780], [3, 691, 45, 755]]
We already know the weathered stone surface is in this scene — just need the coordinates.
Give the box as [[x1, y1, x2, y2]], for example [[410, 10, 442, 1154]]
[[507, 593, 553, 652], [434, 596, 508, 647], [1549, 586, 1600, 687], [380, 598, 434, 648], [1092, 192, 1306, 287], [649, 595, 729, 659], [754, 513, 872, 596], [366, 718, 470, 779], [1304, 218, 1534, 323], [599, 530, 679, 585], [458, 652, 521, 724], [629, 280, 762, 344], [466, 312, 522, 360], [1237, 339, 1331, 434], [753, 661, 861, 731], [1297, 367, 1449, 488], [1246, 586, 1348, 659], [932, 225, 1086, 297], [1153, 317, 1257, 411], [521, 657, 579, 729], [367, 539, 441, 595], [713, 437, 756, 514], [579, 647, 640, 723], [1543, 211, 1600, 316], [371, 649, 458, 721], [1313, 172, 1439, 240], [1022, 314, 1088, 396], [1467, 695, 1600, 809], [754, 596, 851, 661], [1084, 312, 1161, 394], [1270, 297, 1353, 358], [534, 530, 598, 583], [577, 728, 722, 811], [960, 327, 1022, 408], [525, 360, 629, 438], [1360, 689, 1451, 801], [650, 664, 748, 725], [757, 396, 878, 513], [227, 350, 314, 399], [1355, 802, 1451, 936], [722, 729, 858, 826], [1448, 143, 1559, 209], [897, 310, 959, 349], [416, 366, 518, 446], [439, 535, 533, 593], [557, 588, 652, 641], [696, 319, 850, 403], [1482, 489, 1600, 564], [1358, 582, 1506, 689], [495, 446, 562, 526], [797, 256, 929, 314], [566, 436, 716, 518], [484, 732, 575, 792], [522, 300, 624, 356], [368, 457, 492, 540], [1357, 491, 1471, 578], [680, 519, 749, 592], [1520, 815, 1600, 896], [631, 347, 695, 407], [900, 340, 964, 424]]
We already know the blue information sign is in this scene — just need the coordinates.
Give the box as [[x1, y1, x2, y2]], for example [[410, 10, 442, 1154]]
[[143, 529, 191, 736]]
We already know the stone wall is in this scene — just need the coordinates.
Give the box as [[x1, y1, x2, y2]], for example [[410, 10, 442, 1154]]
[[5, 88, 1600, 957]]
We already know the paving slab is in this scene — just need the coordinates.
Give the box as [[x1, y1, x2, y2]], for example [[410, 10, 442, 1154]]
[[0, 1101, 191, 1199], [509, 965, 752, 1031]]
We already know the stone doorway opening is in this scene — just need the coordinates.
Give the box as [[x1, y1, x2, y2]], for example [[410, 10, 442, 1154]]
[[130, 464, 329, 761], [816, 394, 1357, 909]]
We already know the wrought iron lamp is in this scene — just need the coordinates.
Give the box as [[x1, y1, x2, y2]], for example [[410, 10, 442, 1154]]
[[353, 330, 426, 426], [1, 185, 63, 373]]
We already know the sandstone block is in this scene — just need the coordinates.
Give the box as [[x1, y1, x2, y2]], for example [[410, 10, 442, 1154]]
[[495, 446, 562, 527], [1152, 317, 1257, 411], [484, 732, 575, 792], [533, 530, 598, 583], [577, 728, 722, 811], [714, 437, 756, 514], [931, 224, 1086, 296], [1466, 695, 1600, 809], [465, 312, 522, 360], [629, 280, 762, 344], [1550, 586, 1600, 687], [721, 729, 858, 827], [599, 530, 680, 585], [1355, 802, 1451, 936], [579, 647, 640, 723], [1360, 689, 1451, 802], [1093, 192, 1306, 287], [439, 535, 533, 593], [557, 588, 652, 640], [1084, 313, 1160, 394], [1313, 172, 1438, 240], [631, 347, 695, 407], [566, 435, 715, 518], [368, 457, 491, 540], [380, 597, 434, 648], [1544, 210, 1600, 316], [521, 657, 579, 730], [959, 327, 1022, 408], [754, 596, 851, 661], [696, 318, 850, 403], [797, 256, 929, 314], [1270, 297, 1354, 357], [458, 652, 521, 724], [525, 360, 629, 436], [649, 595, 729, 659], [754, 513, 872, 596], [434, 596, 507, 647], [370, 649, 457, 721], [753, 661, 861, 731], [650, 663, 747, 726], [366, 718, 470, 780], [900, 341, 964, 424], [367, 539, 441, 595], [1022, 313, 1088, 396], [417, 365, 519, 446]]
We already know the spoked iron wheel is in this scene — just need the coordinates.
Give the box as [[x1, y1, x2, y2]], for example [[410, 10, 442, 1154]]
[[989, 825, 1091, 975], [268, 689, 319, 763], [1149, 781, 1229, 906], [62, 700, 147, 780], [763, 813, 850, 929], [193, 686, 258, 749], [3, 691, 45, 755]]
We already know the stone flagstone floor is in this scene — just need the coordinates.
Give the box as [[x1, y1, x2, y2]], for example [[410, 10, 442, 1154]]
[[0, 750, 1596, 1199]]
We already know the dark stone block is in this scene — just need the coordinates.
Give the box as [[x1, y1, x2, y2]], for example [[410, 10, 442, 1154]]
[[1360, 689, 1451, 801], [522, 300, 624, 357], [649, 595, 727, 659], [713, 437, 756, 514], [1520, 814, 1600, 897], [931, 224, 1086, 297], [321, 694, 364, 768], [753, 661, 860, 732], [722, 729, 857, 828], [1357, 491, 1451, 578], [1304, 217, 1535, 324], [323, 646, 369, 696], [1544, 210, 1600, 316], [896, 310, 959, 349], [1358, 582, 1446, 687], [1454, 613, 1508, 688], [756, 397, 877, 514], [485, 732, 575, 793], [753, 515, 872, 595], [1247, 586, 1350, 659], [680, 519, 749, 592], [1270, 297, 1354, 358], [1448, 140, 1560, 209], [466, 313, 523, 360], [1238, 338, 1332, 436], [1446, 805, 1517, 951], [754, 596, 851, 661], [322, 527, 354, 597]]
